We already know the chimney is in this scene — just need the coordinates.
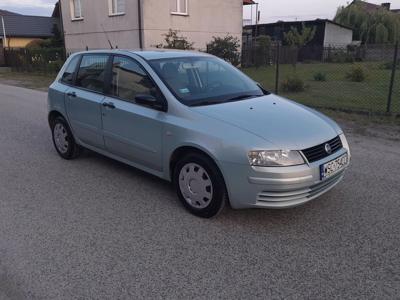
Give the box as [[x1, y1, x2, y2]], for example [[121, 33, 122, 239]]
[[381, 3, 391, 10]]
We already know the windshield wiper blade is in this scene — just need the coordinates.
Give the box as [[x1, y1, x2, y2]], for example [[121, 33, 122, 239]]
[[190, 100, 221, 107], [225, 94, 262, 102]]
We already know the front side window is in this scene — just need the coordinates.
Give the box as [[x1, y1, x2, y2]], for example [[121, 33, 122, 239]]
[[76, 55, 109, 93], [109, 0, 125, 15], [171, 0, 188, 15], [111, 56, 158, 104], [149, 57, 265, 106], [61, 55, 80, 85], [71, 0, 83, 19]]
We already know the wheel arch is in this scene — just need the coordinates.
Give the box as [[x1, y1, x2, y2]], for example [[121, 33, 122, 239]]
[[48, 110, 67, 128], [169, 145, 231, 208]]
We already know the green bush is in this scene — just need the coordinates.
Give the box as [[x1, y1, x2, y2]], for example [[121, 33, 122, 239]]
[[346, 65, 367, 82], [154, 29, 194, 50], [206, 35, 241, 66], [380, 61, 400, 70], [281, 75, 306, 92], [313, 72, 327, 81], [326, 50, 355, 63]]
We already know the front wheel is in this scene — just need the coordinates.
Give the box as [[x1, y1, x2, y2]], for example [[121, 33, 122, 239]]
[[51, 116, 81, 160], [173, 153, 227, 218]]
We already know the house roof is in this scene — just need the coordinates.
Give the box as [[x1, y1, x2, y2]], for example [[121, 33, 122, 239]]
[[243, 0, 256, 5], [0, 15, 58, 38], [0, 9, 21, 16], [244, 19, 353, 31]]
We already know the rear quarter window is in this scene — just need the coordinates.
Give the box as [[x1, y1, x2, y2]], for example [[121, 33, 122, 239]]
[[60, 55, 80, 85]]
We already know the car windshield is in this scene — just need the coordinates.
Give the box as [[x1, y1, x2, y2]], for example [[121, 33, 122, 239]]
[[148, 56, 267, 106]]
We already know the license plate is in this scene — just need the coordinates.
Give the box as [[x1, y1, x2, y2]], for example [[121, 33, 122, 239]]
[[320, 153, 348, 180]]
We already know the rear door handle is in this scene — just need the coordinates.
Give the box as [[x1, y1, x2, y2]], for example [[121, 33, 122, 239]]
[[102, 102, 115, 109], [67, 91, 77, 98]]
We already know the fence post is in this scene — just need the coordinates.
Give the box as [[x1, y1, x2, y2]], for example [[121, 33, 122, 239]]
[[275, 43, 280, 94], [387, 41, 399, 113]]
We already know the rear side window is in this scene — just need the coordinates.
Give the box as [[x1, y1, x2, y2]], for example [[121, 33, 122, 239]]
[[76, 55, 109, 93], [60, 55, 80, 85], [110, 56, 158, 103]]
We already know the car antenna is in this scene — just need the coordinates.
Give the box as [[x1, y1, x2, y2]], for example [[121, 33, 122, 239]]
[[101, 24, 114, 49]]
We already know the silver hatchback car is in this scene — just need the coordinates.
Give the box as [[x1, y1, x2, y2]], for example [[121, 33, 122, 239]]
[[48, 50, 350, 218]]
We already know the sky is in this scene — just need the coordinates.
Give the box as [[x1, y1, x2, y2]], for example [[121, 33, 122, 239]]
[[245, 0, 400, 23], [0, 0, 400, 20]]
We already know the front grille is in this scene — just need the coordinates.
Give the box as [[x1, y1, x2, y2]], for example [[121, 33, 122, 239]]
[[301, 136, 342, 163], [257, 172, 344, 206]]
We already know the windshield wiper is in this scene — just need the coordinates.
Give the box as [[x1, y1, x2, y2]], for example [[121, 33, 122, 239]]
[[224, 94, 262, 102], [190, 100, 222, 107]]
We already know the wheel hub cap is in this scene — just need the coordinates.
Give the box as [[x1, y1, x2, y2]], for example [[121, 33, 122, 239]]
[[179, 163, 213, 209], [53, 123, 69, 154]]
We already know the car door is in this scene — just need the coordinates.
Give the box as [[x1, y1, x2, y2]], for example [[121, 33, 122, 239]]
[[65, 54, 110, 149], [101, 55, 166, 172]]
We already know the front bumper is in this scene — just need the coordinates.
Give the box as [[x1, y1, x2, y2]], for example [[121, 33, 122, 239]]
[[220, 148, 350, 209]]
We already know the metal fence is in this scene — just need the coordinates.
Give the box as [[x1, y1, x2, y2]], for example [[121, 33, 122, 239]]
[[241, 42, 400, 114], [4, 48, 65, 73]]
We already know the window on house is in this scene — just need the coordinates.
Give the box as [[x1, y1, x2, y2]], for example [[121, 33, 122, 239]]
[[71, 0, 83, 19], [109, 0, 125, 15], [171, 0, 188, 15]]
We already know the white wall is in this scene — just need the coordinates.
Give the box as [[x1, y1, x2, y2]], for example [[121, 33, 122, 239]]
[[61, 0, 141, 52], [142, 0, 243, 50], [143, 0, 243, 50], [61, 0, 244, 53], [324, 22, 353, 48]]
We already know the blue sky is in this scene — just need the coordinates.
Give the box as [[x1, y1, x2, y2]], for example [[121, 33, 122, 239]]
[[1, 0, 400, 20]]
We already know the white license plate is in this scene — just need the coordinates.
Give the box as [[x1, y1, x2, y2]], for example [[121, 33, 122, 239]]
[[320, 153, 348, 180]]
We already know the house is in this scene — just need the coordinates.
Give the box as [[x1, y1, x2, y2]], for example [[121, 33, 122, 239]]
[[244, 19, 353, 48], [348, 1, 400, 14], [59, 0, 249, 52], [0, 12, 59, 48]]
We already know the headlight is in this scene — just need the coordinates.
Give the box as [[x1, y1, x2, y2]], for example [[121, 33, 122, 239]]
[[339, 133, 351, 157], [248, 150, 305, 167]]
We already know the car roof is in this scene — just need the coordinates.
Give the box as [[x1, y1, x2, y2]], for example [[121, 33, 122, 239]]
[[71, 49, 212, 61]]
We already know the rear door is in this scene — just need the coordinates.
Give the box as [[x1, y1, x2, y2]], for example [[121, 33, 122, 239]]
[[101, 55, 166, 172], [65, 54, 110, 149]]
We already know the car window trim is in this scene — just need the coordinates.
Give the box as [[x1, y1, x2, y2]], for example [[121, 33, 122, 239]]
[[105, 54, 168, 112], [59, 54, 82, 87], [73, 53, 112, 95]]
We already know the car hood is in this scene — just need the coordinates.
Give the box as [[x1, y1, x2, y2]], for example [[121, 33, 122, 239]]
[[190, 94, 341, 150]]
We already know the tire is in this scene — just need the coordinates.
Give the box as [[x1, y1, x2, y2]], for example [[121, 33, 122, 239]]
[[51, 116, 81, 160], [173, 153, 227, 218]]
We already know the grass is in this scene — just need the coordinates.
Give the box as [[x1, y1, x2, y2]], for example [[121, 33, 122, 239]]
[[242, 62, 400, 114], [0, 71, 56, 92], [0, 62, 399, 124]]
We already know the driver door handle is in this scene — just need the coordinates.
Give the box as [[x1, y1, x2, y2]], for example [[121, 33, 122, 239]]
[[102, 102, 115, 109]]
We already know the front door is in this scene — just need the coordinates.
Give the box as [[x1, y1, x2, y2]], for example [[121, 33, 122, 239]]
[[101, 56, 165, 172], [65, 54, 110, 149]]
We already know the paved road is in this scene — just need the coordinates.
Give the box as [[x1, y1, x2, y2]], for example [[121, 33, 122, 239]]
[[0, 83, 399, 299]]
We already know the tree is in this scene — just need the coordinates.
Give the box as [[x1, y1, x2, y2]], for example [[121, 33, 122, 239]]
[[254, 35, 272, 67], [334, 1, 400, 44], [155, 29, 194, 50], [206, 35, 241, 66], [283, 23, 316, 47]]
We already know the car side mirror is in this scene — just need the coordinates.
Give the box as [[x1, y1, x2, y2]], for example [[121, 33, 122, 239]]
[[135, 94, 166, 111]]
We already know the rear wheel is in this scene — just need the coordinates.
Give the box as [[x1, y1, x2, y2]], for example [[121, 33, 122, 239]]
[[173, 153, 226, 218], [51, 116, 81, 160]]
